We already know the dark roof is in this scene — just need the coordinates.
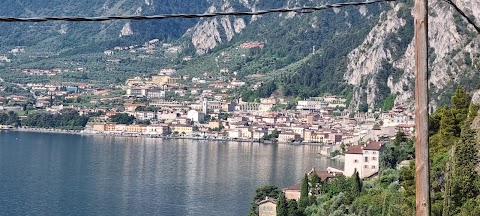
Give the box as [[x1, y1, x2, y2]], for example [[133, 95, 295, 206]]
[[364, 141, 385, 151], [313, 171, 344, 181], [307, 168, 343, 181]]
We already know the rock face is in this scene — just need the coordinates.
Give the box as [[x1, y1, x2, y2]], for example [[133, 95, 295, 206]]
[[345, 0, 480, 110], [190, 1, 252, 54], [120, 22, 134, 37]]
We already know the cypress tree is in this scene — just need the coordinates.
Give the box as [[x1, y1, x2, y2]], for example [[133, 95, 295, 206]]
[[451, 87, 470, 126], [451, 127, 479, 212], [299, 173, 310, 209], [277, 192, 288, 216], [287, 199, 302, 216], [309, 170, 321, 195], [346, 169, 362, 204]]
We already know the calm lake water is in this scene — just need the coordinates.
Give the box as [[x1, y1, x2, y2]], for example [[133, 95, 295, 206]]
[[0, 131, 342, 216]]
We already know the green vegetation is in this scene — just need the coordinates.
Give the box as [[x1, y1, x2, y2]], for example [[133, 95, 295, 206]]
[[0, 111, 21, 126], [251, 87, 480, 216], [110, 113, 136, 125], [382, 94, 396, 111], [21, 109, 89, 130], [248, 185, 281, 216], [262, 129, 280, 141]]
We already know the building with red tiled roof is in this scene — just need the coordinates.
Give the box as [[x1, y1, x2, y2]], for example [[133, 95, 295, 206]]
[[344, 141, 385, 178]]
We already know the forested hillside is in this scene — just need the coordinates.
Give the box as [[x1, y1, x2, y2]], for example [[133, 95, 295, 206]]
[[0, 0, 479, 109]]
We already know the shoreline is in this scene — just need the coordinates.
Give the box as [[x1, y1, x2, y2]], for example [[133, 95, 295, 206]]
[[3, 127, 338, 149]]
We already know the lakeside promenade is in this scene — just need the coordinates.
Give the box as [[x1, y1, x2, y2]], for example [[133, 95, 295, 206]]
[[2, 127, 339, 152]]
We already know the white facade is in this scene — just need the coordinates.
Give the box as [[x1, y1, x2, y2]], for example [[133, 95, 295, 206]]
[[344, 142, 384, 178], [135, 111, 157, 121], [145, 125, 170, 135], [361, 149, 381, 178], [187, 110, 205, 122], [344, 153, 364, 177]]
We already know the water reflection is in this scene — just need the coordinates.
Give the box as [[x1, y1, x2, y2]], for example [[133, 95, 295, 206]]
[[1, 132, 343, 216]]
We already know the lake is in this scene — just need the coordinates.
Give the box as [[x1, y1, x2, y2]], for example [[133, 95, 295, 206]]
[[0, 131, 342, 216]]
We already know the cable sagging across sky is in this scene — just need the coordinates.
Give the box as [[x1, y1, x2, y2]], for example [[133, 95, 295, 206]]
[[0, 0, 395, 23]]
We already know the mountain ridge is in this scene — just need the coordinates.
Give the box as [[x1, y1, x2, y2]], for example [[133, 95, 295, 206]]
[[0, 0, 479, 110]]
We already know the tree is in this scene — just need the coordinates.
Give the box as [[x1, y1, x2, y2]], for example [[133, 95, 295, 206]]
[[382, 94, 395, 111], [277, 192, 288, 216], [248, 185, 280, 216], [394, 131, 406, 145], [451, 87, 470, 126], [309, 171, 322, 195], [358, 103, 368, 113], [451, 127, 479, 212], [287, 199, 302, 216], [346, 169, 362, 204], [299, 174, 310, 209], [110, 113, 135, 124]]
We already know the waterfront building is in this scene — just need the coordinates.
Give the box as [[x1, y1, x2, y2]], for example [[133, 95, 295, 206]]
[[187, 110, 205, 122], [278, 132, 301, 143], [171, 124, 194, 135]]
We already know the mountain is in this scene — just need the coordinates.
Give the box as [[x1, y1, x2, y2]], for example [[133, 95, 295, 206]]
[[0, 0, 479, 109]]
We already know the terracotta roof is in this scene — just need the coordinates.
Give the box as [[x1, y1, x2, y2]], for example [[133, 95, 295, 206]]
[[345, 145, 363, 154], [310, 170, 343, 181], [283, 183, 301, 191]]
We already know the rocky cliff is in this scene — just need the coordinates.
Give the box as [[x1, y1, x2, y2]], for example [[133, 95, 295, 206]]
[[1, 0, 479, 108], [345, 0, 480, 110]]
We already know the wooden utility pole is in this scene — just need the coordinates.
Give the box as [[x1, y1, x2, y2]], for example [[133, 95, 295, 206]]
[[414, 0, 430, 215]]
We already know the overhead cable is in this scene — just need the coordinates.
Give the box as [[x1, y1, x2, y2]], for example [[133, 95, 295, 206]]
[[444, 0, 480, 33], [0, 0, 395, 23]]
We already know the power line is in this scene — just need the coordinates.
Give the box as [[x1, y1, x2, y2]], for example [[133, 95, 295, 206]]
[[444, 0, 480, 33], [0, 0, 395, 23]]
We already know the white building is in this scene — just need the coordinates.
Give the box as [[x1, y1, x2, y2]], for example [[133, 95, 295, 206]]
[[344, 141, 385, 178], [145, 125, 170, 135], [135, 111, 157, 121], [187, 110, 205, 122], [296, 100, 328, 112]]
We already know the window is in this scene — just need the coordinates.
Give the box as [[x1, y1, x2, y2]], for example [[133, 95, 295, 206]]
[[372, 157, 377, 161], [354, 159, 359, 163], [364, 151, 369, 154], [364, 157, 369, 162], [364, 165, 368, 169], [373, 151, 377, 155], [371, 165, 376, 169]]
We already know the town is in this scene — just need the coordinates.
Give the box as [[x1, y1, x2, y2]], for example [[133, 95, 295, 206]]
[[0, 69, 414, 146]]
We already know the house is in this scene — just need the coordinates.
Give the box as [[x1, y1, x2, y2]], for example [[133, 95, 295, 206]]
[[283, 184, 301, 200], [278, 132, 301, 143], [171, 124, 193, 135], [124, 103, 145, 112], [257, 197, 277, 216], [344, 141, 385, 178], [146, 125, 170, 135], [227, 130, 242, 139], [125, 124, 148, 133], [209, 121, 223, 129], [187, 110, 205, 122], [135, 111, 157, 121], [283, 168, 343, 200], [35, 100, 51, 108], [253, 130, 267, 140]]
